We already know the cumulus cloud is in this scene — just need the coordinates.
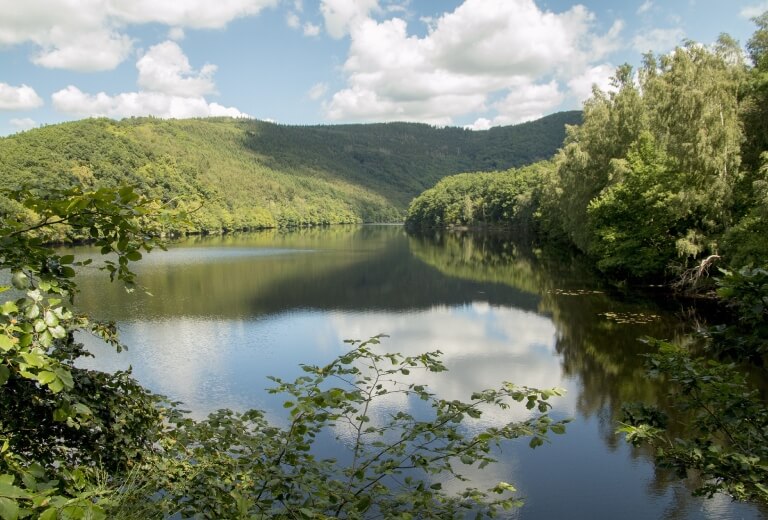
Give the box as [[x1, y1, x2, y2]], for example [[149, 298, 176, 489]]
[[10, 118, 37, 131], [31, 30, 133, 71], [137, 41, 217, 97], [0, 0, 277, 71], [52, 42, 248, 120], [0, 83, 44, 110], [632, 27, 685, 53], [566, 63, 616, 102], [492, 80, 564, 124], [168, 27, 185, 40], [52, 86, 248, 119], [741, 2, 768, 18], [324, 0, 624, 127], [106, 0, 278, 28], [466, 80, 564, 129], [321, 0, 380, 39]]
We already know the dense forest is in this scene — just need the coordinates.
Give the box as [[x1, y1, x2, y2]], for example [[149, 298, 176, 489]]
[[404, 15, 768, 506], [407, 16, 768, 282], [1, 11, 767, 519], [0, 111, 579, 233]]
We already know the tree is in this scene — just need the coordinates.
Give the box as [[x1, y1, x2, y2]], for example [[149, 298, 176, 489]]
[[0, 186, 569, 518], [586, 132, 681, 277], [0, 186, 172, 519], [619, 268, 768, 504]]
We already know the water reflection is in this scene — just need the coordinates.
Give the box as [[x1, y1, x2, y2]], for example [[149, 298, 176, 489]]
[[73, 226, 763, 519]]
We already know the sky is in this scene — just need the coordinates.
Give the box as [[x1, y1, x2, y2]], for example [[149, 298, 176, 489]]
[[0, 0, 766, 136]]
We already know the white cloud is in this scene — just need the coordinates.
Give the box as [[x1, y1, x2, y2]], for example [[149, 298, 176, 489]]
[[320, 0, 380, 39], [632, 27, 685, 53], [567, 63, 616, 102], [384, 1, 409, 14], [168, 27, 185, 40], [0, 0, 277, 71], [307, 82, 329, 100], [466, 117, 492, 131], [137, 41, 217, 97], [637, 1, 653, 14], [467, 80, 564, 129], [492, 80, 564, 125], [0, 83, 44, 110], [303, 22, 321, 36], [106, 0, 278, 28], [286, 12, 301, 29], [741, 2, 768, 18], [52, 42, 248, 120], [325, 0, 624, 126], [32, 30, 133, 71], [52, 85, 249, 119], [10, 118, 37, 131]]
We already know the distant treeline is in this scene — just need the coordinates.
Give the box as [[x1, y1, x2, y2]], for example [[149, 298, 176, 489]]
[[0, 111, 579, 234], [407, 17, 768, 280]]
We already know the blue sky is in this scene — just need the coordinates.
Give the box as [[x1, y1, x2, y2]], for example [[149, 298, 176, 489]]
[[0, 0, 765, 135]]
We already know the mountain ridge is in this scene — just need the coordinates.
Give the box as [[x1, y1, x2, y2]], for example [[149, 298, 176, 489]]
[[0, 111, 581, 232]]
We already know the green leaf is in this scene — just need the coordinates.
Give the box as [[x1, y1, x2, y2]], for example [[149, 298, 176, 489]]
[[0, 336, 14, 352], [10, 272, 28, 291], [54, 368, 74, 389], [38, 508, 57, 520], [0, 497, 19, 520], [0, 366, 9, 386], [43, 311, 59, 328], [0, 482, 30, 500], [551, 424, 566, 435], [37, 371, 57, 385], [49, 326, 66, 339], [355, 495, 372, 512], [25, 306, 39, 320], [0, 302, 18, 315], [20, 352, 45, 368]]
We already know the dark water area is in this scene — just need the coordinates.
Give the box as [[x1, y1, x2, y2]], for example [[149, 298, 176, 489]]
[[70, 225, 765, 519]]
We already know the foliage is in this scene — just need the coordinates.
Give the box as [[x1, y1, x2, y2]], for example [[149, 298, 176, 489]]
[[0, 186, 173, 519], [116, 337, 569, 519], [407, 17, 768, 281], [0, 186, 569, 518], [0, 112, 580, 235], [585, 132, 681, 277], [708, 266, 768, 359], [619, 265, 768, 505], [618, 340, 768, 504], [405, 161, 553, 233]]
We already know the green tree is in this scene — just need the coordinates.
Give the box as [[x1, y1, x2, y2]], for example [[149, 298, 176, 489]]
[[619, 267, 768, 504], [0, 186, 570, 518], [586, 132, 681, 277]]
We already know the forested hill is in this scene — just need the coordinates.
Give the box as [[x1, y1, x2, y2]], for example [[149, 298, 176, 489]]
[[0, 111, 580, 232]]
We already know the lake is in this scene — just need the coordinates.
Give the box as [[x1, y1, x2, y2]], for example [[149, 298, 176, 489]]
[[72, 225, 764, 519]]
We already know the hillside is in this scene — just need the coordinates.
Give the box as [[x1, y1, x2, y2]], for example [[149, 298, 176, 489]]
[[0, 111, 580, 232]]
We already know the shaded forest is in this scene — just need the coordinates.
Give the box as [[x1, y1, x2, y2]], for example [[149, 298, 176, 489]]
[[407, 17, 768, 281], [0, 111, 579, 233]]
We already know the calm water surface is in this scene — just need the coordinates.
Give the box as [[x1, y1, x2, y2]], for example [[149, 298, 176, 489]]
[[72, 225, 764, 519]]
